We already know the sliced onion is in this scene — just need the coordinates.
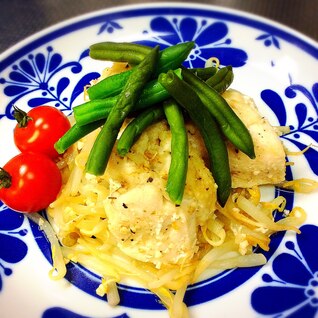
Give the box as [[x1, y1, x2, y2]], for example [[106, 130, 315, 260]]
[[28, 213, 66, 280]]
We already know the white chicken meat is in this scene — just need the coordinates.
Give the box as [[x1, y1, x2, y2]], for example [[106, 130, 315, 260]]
[[102, 89, 286, 268]]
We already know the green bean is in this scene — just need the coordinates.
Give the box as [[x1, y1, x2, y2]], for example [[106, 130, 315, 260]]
[[73, 98, 115, 127], [54, 120, 104, 154], [158, 70, 231, 206], [74, 68, 182, 127], [181, 65, 233, 94], [117, 105, 165, 156], [87, 70, 131, 100], [205, 65, 234, 94], [87, 42, 194, 100], [181, 68, 255, 159], [156, 41, 194, 73], [56, 70, 170, 154], [136, 77, 172, 109], [163, 99, 188, 205], [89, 42, 151, 64], [188, 66, 218, 80], [86, 45, 160, 176]]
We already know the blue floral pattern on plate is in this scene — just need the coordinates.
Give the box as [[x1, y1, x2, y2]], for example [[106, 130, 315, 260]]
[[256, 33, 281, 49], [137, 16, 248, 68], [0, 204, 28, 291], [251, 225, 318, 317], [42, 307, 129, 318], [98, 20, 123, 34], [0, 47, 99, 119], [0, 4, 317, 318], [261, 80, 318, 176]]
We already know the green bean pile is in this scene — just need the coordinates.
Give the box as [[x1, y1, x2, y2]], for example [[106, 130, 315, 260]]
[[55, 41, 255, 206]]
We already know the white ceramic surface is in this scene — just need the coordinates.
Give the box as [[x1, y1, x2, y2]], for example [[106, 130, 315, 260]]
[[0, 3, 317, 318]]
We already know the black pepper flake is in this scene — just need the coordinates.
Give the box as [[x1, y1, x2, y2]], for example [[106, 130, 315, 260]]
[[130, 229, 136, 234], [175, 204, 180, 207], [147, 177, 154, 183], [122, 203, 128, 209]]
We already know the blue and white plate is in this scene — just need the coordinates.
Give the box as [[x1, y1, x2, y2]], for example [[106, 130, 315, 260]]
[[0, 3, 317, 318]]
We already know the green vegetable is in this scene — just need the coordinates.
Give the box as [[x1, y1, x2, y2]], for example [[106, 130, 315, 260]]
[[74, 69, 182, 127], [89, 41, 151, 64], [188, 66, 218, 80], [87, 70, 131, 100], [163, 99, 188, 205], [55, 40, 248, 206], [54, 120, 104, 154], [87, 42, 194, 100], [155, 41, 194, 74], [181, 68, 255, 159], [85, 45, 160, 176], [73, 98, 115, 127], [159, 70, 231, 206], [205, 65, 234, 94], [117, 105, 165, 156]]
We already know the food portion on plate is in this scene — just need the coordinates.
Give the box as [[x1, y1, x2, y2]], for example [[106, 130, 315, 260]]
[[0, 40, 316, 318]]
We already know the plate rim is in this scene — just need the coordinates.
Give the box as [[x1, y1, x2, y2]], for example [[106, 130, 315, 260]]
[[0, 1, 317, 72]]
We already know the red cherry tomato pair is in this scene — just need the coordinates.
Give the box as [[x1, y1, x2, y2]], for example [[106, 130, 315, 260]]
[[0, 106, 71, 213]]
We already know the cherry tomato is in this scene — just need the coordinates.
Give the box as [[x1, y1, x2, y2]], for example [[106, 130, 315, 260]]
[[13, 106, 71, 159], [0, 152, 62, 213]]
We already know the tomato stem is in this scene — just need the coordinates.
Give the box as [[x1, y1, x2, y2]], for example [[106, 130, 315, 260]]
[[0, 167, 12, 189], [13, 105, 32, 128]]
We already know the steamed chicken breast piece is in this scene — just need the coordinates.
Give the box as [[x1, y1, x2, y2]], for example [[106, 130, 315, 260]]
[[102, 89, 285, 268], [104, 121, 217, 268], [223, 89, 286, 188]]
